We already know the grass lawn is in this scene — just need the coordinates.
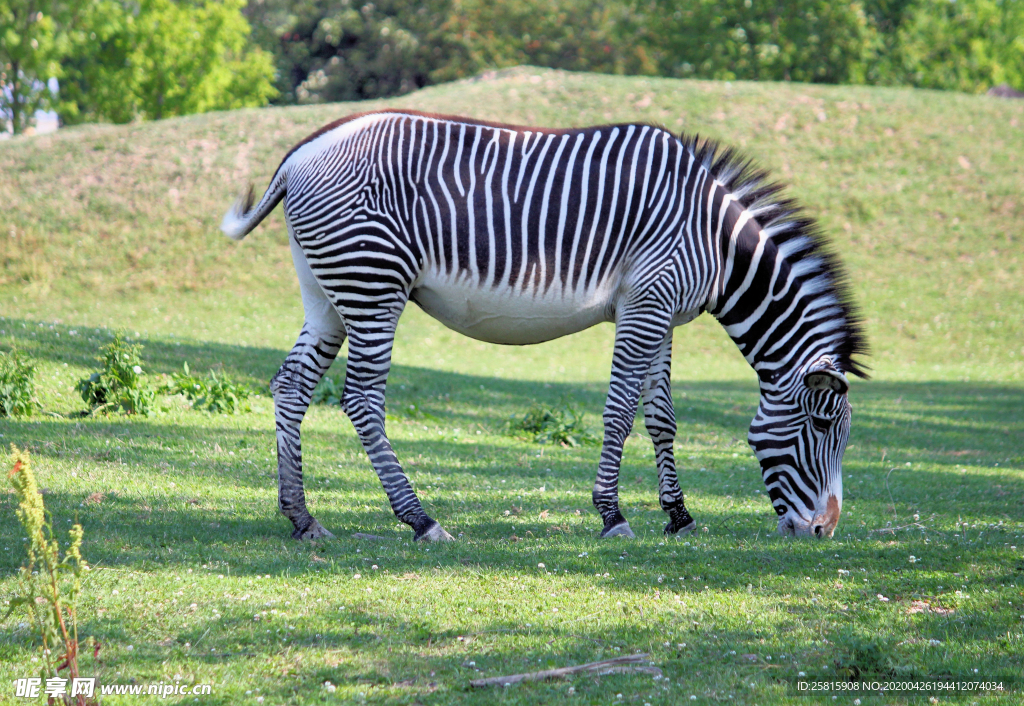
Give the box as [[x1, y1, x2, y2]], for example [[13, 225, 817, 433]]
[[1, 68, 1022, 704]]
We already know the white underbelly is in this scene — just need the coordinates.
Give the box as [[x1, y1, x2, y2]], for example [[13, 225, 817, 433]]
[[412, 274, 615, 345]]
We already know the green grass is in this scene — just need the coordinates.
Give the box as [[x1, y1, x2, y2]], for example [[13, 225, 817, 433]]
[[1, 68, 1022, 704]]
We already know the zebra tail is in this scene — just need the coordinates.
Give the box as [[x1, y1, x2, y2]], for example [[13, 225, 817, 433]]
[[220, 169, 287, 241]]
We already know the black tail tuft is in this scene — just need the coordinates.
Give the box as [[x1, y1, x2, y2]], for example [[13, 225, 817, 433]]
[[242, 183, 255, 214]]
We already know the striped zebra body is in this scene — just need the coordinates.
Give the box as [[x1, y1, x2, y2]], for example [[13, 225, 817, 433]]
[[222, 110, 867, 541]]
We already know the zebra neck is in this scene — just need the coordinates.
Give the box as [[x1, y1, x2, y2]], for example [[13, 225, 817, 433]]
[[707, 212, 846, 387]]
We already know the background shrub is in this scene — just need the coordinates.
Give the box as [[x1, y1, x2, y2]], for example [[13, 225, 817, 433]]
[[508, 403, 598, 447], [311, 376, 344, 406], [160, 362, 252, 414], [76, 333, 154, 416], [0, 351, 38, 418]]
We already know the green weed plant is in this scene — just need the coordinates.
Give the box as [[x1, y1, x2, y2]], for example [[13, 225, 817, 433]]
[[76, 332, 154, 416], [160, 362, 251, 414], [4, 446, 95, 705], [0, 350, 38, 417], [311, 375, 343, 406], [509, 403, 598, 447]]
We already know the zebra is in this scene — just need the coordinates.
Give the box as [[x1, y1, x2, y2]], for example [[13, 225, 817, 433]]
[[221, 110, 868, 542]]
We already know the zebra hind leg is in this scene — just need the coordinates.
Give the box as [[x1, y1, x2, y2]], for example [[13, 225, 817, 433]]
[[641, 331, 697, 536], [341, 322, 453, 542], [271, 324, 344, 540]]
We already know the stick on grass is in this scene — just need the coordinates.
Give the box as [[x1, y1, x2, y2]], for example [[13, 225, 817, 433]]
[[469, 654, 660, 687]]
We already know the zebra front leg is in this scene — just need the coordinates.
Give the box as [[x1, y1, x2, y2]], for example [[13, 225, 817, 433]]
[[271, 324, 344, 540], [641, 331, 696, 536], [341, 324, 453, 542], [595, 305, 674, 538]]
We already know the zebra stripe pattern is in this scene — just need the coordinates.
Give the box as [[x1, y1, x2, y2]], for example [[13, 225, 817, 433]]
[[222, 110, 867, 541]]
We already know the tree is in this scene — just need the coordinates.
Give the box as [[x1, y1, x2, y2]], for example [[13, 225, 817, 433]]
[[893, 0, 1024, 92], [629, 0, 877, 84], [0, 0, 70, 134], [59, 0, 277, 124], [243, 0, 458, 104]]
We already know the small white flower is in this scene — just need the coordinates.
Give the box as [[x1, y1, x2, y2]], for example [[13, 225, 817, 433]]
[[690, 696, 697, 701], [798, 671, 806, 677], [877, 594, 889, 602], [538, 563, 545, 568], [133, 365, 142, 374], [353, 574, 361, 579], [568, 686, 575, 694], [371, 565, 378, 570], [126, 645, 134, 651], [909, 555, 917, 563], [854, 700, 861, 706]]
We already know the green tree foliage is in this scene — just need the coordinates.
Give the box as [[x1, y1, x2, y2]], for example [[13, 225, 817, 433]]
[[59, 0, 276, 124], [433, 0, 653, 82], [892, 0, 1024, 93], [630, 0, 877, 83], [242, 0, 650, 103], [246, 0, 1024, 104], [0, 0, 70, 134], [244, 0, 455, 103]]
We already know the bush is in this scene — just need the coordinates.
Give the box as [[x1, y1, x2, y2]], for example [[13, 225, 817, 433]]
[[0, 351, 38, 418], [311, 375, 344, 406], [76, 332, 154, 416], [508, 403, 598, 447], [160, 362, 252, 414]]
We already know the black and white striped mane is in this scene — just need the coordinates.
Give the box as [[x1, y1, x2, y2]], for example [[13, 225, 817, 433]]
[[682, 132, 870, 379]]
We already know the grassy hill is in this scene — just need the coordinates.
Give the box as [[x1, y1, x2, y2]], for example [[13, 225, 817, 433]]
[[1, 69, 1022, 705], [1, 66, 1022, 382]]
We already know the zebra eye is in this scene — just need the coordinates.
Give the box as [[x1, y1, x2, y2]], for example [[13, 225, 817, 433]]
[[810, 416, 833, 433]]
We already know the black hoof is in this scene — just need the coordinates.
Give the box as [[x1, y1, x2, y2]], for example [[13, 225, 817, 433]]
[[291, 519, 335, 540], [412, 519, 454, 542], [664, 519, 697, 535], [600, 521, 635, 538]]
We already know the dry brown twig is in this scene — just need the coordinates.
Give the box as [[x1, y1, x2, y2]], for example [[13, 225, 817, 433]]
[[469, 654, 660, 687]]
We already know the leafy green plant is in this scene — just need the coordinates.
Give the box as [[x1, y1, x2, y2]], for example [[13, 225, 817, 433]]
[[76, 332, 154, 416], [160, 362, 251, 414], [311, 376, 344, 406], [4, 446, 96, 705], [832, 632, 922, 680], [508, 403, 598, 447], [0, 350, 39, 417]]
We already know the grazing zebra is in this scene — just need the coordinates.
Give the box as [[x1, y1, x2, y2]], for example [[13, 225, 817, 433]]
[[221, 110, 867, 542]]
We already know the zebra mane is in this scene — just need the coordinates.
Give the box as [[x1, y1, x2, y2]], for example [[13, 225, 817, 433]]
[[681, 132, 870, 379]]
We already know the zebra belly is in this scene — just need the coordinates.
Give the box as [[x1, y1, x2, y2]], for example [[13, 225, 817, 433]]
[[411, 277, 613, 345]]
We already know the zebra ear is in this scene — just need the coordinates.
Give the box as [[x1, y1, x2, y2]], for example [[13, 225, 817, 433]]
[[803, 363, 849, 395]]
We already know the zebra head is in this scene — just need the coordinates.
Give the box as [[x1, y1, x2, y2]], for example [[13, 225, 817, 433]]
[[749, 357, 851, 538]]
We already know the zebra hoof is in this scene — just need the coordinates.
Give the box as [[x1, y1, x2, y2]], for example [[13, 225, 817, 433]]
[[665, 519, 697, 536], [292, 519, 335, 541], [600, 521, 635, 539], [414, 521, 454, 542]]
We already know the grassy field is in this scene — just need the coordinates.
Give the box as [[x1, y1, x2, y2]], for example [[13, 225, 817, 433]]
[[1, 68, 1022, 705]]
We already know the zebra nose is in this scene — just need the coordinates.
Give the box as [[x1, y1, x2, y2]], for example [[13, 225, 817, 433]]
[[811, 495, 841, 538]]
